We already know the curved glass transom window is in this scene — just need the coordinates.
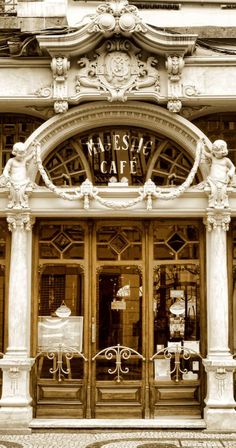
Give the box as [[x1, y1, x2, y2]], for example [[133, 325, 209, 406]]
[[39, 127, 201, 187]]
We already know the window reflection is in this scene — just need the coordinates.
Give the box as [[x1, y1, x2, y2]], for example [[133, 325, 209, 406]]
[[97, 266, 142, 352], [153, 265, 200, 350]]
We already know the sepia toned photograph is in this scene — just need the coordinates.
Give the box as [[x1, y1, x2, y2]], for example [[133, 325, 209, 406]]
[[0, 0, 235, 446]]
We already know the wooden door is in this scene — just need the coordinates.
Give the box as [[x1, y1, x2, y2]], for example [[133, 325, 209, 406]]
[[32, 218, 205, 419], [91, 221, 146, 418]]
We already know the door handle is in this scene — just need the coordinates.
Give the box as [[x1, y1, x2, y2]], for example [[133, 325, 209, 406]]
[[91, 317, 96, 343]]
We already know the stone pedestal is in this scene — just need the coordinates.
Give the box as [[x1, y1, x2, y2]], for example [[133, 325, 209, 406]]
[[0, 211, 35, 428], [0, 358, 35, 428], [204, 209, 236, 431]]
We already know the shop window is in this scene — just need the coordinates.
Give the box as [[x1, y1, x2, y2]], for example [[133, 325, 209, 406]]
[[152, 222, 201, 383], [36, 221, 85, 384]]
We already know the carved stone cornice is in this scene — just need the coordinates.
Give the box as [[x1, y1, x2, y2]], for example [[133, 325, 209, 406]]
[[6, 212, 35, 232], [88, 1, 147, 35], [36, 1, 197, 58], [204, 209, 231, 232]]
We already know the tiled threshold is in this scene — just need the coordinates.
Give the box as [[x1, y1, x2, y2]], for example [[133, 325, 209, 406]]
[[30, 418, 206, 430]]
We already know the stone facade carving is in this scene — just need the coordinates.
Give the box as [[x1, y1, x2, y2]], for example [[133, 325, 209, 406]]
[[51, 56, 70, 113], [205, 209, 231, 232], [7, 212, 35, 232], [203, 139, 235, 209], [166, 55, 184, 113], [75, 39, 160, 102], [34, 138, 202, 210], [0, 141, 37, 210], [88, 0, 147, 36]]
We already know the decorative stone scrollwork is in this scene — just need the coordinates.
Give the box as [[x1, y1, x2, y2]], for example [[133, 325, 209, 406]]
[[51, 56, 70, 113], [88, 0, 147, 36], [215, 367, 227, 398], [75, 39, 160, 102], [183, 84, 201, 97], [166, 55, 184, 113], [7, 366, 20, 396], [205, 210, 231, 232], [35, 86, 52, 98], [7, 213, 35, 232]]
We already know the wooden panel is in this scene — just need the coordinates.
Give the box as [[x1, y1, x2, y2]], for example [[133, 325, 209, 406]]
[[153, 405, 201, 418], [96, 386, 141, 403], [151, 382, 201, 417], [36, 405, 84, 419], [95, 405, 143, 419], [38, 384, 83, 403], [156, 386, 199, 402], [94, 383, 143, 418]]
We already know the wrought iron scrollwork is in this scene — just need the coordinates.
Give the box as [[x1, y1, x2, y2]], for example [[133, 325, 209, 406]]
[[93, 344, 145, 383], [36, 343, 87, 382], [151, 344, 202, 383]]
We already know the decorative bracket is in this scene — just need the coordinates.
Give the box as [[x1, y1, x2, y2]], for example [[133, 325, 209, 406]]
[[166, 55, 185, 113], [51, 56, 70, 113]]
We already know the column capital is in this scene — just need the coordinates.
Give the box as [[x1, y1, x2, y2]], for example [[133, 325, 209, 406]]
[[6, 212, 35, 232], [204, 208, 231, 232]]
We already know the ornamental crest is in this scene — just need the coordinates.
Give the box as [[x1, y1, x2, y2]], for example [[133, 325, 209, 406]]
[[75, 39, 160, 102], [88, 0, 147, 35]]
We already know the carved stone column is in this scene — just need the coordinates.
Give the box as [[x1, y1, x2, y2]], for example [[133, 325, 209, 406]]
[[203, 208, 236, 430], [0, 211, 35, 429]]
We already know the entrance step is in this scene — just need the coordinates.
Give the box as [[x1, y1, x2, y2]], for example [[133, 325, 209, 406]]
[[30, 418, 206, 430]]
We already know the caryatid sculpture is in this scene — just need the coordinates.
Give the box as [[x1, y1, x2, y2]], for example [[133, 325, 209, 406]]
[[203, 139, 235, 209], [0, 141, 38, 209]]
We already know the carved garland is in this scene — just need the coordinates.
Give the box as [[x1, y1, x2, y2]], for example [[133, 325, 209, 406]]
[[34, 143, 202, 210]]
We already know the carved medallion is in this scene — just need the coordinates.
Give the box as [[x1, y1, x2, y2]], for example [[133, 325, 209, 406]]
[[75, 39, 160, 102]]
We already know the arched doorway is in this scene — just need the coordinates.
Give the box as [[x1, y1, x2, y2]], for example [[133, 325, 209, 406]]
[[28, 103, 208, 419]]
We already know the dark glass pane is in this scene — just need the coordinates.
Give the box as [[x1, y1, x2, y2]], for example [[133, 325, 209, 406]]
[[167, 233, 186, 252], [154, 244, 175, 260], [97, 267, 142, 352], [39, 243, 59, 259], [39, 225, 60, 241], [64, 244, 84, 259]]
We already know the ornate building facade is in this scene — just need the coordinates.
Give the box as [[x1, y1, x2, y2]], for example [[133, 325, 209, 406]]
[[0, 0, 235, 432]]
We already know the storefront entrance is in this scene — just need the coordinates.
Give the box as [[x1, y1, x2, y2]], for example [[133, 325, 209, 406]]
[[32, 218, 205, 419]]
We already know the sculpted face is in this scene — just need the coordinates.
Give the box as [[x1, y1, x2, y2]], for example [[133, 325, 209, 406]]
[[212, 139, 228, 158], [12, 142, 26, 160]]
